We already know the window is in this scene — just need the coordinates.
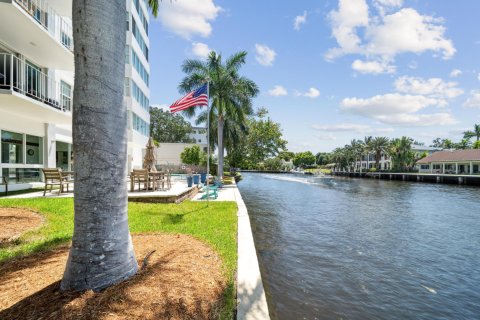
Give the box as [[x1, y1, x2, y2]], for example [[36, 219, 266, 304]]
[[131, 80, 149, 111], [25, 61, 41, 98], [61, 81, 72, 111], [420, 165, 429, 170], [125, 46, 130, 64], [124, 78, 131, 96], [26, 135, 43, 164], [129, 48, 149, 86], [132, 113, 149, 137], [133, 0, 148, 34], [1, 130, 23, 164], [61, 31, 71, 49], [2, 168, 41, 183], [132, 16, 148, 61]]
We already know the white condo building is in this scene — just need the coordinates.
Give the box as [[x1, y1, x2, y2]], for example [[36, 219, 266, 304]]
[[0, 0, 151, 189]]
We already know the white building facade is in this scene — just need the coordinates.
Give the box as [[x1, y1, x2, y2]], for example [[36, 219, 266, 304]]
[[189, 126, 207, 145], [0, 0, 150, 189]]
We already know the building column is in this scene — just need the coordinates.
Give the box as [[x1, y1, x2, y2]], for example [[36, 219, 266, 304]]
[[470, 162, 473, 175], [442, 163, 445, 174], [44, 123, 56, 169], [430, 163, 434, 173], [455, 163, 458, 174]]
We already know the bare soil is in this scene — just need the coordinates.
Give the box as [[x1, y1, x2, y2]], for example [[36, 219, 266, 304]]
[[0, 207, 43, 244], [0, 234, 226, 320]]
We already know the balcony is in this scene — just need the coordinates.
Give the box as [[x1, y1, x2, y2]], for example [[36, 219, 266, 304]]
[[0, 0, 73, 71], [0, 53, 72, 124]]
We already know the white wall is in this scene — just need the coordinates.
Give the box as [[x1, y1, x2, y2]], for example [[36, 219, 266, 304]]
[[154, 143, 208, 166]]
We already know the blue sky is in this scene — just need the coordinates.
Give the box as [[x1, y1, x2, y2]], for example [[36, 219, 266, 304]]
[[149, 0, 480, 153]]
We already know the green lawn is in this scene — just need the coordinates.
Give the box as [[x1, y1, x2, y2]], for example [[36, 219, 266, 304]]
[[0, 198, 238, 318]]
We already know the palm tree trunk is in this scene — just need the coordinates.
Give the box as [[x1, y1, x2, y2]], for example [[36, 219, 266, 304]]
[[376, 150, 381, 170], [217, 115, 224, 180], [61, 0, 137, 291]]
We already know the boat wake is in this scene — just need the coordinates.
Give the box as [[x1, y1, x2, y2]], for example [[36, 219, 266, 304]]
[[260, 173, 336, 186]]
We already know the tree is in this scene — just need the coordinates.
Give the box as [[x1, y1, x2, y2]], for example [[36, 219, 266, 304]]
[[368, 137, 390, 170], [150, 107, 195, 143], [264, 157, 283, 171], [315, 152, 331, 166], [454, 138, 472, 150], [442, 139, 454, 149], [179, 51, 259, 180], [331, 147, 354, 171], [474, 140, 480, 149], [463, 124, 480, 141], [244, 110, 287, 165], [363, 136, 373, 169], [293, 151, 316, 168], [388, 137, 414, 172], [349, 139, 364, 172], [61, 0, 159, 292], [279, 150, 295, 162], [180, 145, 202, 166]]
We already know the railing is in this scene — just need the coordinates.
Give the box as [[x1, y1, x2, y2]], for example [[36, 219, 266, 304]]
[[14, 0, 73, 51], [0, 53, 72, 112]]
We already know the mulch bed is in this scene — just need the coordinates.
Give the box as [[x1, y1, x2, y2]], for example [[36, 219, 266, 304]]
[[0, 234, 226, 320], [0, 208, 43, 244]]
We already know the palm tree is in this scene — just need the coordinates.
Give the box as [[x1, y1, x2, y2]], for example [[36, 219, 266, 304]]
[[61, 0, 159, 292], [368, 137, 390, 170], [389, 137, 414, 171], [349, 139, 364, 172], [363, 136, 372, 170], [463, 124, 480, 141], [179, 51, 259, 179]]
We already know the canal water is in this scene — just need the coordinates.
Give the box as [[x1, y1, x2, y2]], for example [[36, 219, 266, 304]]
[[237, 173, 480, 320]]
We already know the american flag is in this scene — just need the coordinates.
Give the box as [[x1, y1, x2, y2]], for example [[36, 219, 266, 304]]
[[169, 83, 209, 113]]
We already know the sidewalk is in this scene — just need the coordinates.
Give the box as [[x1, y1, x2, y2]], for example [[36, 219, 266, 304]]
[[192, 183, 237, 201]]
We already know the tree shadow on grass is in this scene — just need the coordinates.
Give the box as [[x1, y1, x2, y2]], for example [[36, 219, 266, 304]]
[[160, 205, 209, 225], [0, 237, 70, 268]]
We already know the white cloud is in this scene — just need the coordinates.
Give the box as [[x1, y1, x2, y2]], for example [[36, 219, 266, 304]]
[[394, 76, 464, 99], [373, 0, 403, 15], [191, 42, 212, 59], [255, 44, 276, 66], [158, 0, 221, 39], [326, 0, 369, 60], [340, 93, 456, 126], [303, 87, 321, 98], [294, 11, 307, 30], [449, 69, 462, 78], [352, 59, 395, 74], [365, 9, 455, 60], [313, 123, 394, 134], [326, 1, 455, 71], [151, 104, 169, 111], [316, 134, 338, 141], [268, 85, 288, 96], [463, 90, 480, 108]]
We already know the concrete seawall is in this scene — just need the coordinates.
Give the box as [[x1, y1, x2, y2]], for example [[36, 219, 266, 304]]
[[234, 183, 270, 320]]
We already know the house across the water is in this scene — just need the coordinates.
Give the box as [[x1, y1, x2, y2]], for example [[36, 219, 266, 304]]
[[416, 149, 480, 175]]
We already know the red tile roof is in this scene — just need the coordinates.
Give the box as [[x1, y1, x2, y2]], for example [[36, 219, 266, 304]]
[[417, 149, 480, 163]]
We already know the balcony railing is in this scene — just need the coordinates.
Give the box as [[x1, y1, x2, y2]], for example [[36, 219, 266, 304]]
[[14, 0, 73, 51], [0, 53, 72, 112]]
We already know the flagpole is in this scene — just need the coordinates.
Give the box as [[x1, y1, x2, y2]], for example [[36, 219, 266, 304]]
[[206, 80, 210, 206]]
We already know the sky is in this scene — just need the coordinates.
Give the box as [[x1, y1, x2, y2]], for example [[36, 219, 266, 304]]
[[148, 0, 480, 153]]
